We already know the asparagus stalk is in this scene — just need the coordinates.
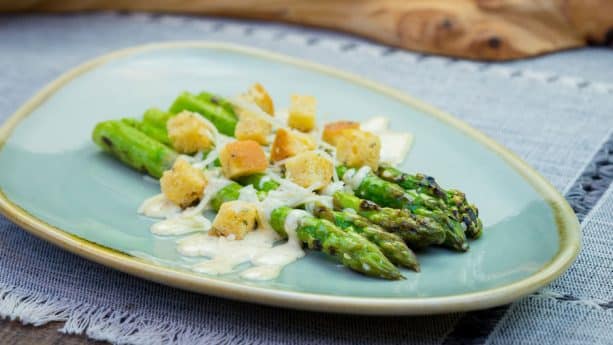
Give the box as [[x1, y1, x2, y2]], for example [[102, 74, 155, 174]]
[[337, 167, 468, 251], [210, 182, 404, 279], [309, 204, 420, 271], [377, 166, 483, 239], [237, 174, 419, 270], [121, 118, 171, 146], [332, 191, 446, 249], [168, 92, 238, 136], [92, 120, 178, 178], [197, 91, 236, 115], [269, 207, 403, 280]]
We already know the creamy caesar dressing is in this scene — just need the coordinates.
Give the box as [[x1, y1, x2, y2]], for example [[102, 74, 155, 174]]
[[138, 194, 181, 218], [238, 185, 259, 202], [361, 116, 413, 165], [139, 174, 232, 236], [177, 215, 305, 280], [150, 214, 211, 236], [342, 166, 371, 190]]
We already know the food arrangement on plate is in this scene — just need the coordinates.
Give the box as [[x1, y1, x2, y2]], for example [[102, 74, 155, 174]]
[[92, 83, 483, 281]]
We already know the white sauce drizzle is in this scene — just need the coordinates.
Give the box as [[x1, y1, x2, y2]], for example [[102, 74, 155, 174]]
[[342, 166, 371, 191], [238, 185, 259, 202], [320, 181, 345, 196], [176, 210, 307, 280], [138, 194, 180, 218], [361, 116, 413, 165], [361, 116, 389, 133], [151, 214, 211, 236]]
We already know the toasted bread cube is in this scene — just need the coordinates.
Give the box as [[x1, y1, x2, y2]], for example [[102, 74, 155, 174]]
[[288, 95, 316, 132], [210, 201, 258, 240], [160, 159, 207, 208], [219, 140, 268, 179], [235, 111, 272, 145], [336, 129, 381, 170], [270, 128, 317, 162], [322, 121, 360, 146], [167, 111, 214, 154], [244, 83, 274, 115], [285, 151, 334, 189]]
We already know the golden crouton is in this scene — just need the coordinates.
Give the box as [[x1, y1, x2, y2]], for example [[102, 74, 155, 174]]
[[167, 111, 214, 154], [284, 151, 334, 189], [219, 140, 268, 179], [322, 121, 360, 146], [336, 129, 381, 170], [270, 128, 317, 162], [210, 201, 258, 240], [160, 159, 208, 208], [244, 83, 274, 115], [288, 95, 316, 132], [234, 111, 272, 145]]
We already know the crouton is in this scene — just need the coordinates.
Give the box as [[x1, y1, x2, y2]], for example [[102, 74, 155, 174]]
[[270, 128, 317, 162], [244, 83, 274, 115], [322, 121, 360, 146], [219, 140, 268, 179], [288, 95, 316, 132], [335, 129, 381, 170], [160, 159, 207, 208], [210, 200, 258, 240], [234, 111, 272, 145], [167, 111, 214, 154], [285, 151, 334, 189]]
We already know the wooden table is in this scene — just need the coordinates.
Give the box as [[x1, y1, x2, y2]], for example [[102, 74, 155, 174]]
[[2, 0, 613, 60], [0, 319, 103, 345]]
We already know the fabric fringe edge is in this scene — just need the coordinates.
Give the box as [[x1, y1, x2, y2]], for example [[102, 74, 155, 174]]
[[0, 284, 237, 345]]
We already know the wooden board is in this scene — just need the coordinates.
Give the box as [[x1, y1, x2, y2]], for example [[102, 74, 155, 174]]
[[2, 0, 613, 60], [0, 319, 104, 345]]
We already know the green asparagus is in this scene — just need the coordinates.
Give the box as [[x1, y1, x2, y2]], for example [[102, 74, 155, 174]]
[[332, 191, 445, 248], [337, 167, 468, 251], [376, 166, 483, 239], [269, 207, 403, 280], [121, 118, 171, 146], [196, 91, 236, 115], [310, 204, 420, 271], [142, 108, 174, 130], [168, 92, 238, 136], [236, 173, 280, 194], [209, 182, 243, 211], [92, 120, 178, 178]]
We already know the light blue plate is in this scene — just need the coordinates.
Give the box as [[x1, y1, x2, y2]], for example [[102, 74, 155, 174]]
[[0, 42, 580, 315]]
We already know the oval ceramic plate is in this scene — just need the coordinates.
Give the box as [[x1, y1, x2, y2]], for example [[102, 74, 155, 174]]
[[0, 42, 580, 315]]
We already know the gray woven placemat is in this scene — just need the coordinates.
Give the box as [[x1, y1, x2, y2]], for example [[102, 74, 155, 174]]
[[1, 13, 612, 345]]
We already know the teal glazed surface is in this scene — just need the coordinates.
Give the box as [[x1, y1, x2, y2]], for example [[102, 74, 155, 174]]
[[0, 45, 562, 299]]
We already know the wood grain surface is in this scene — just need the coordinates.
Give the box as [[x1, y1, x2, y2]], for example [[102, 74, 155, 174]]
[[2, 0, 613, 60], [0, 319, 105, 345]]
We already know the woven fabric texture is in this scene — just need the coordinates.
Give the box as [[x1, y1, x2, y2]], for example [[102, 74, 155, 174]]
[[0, 13, 612, 345], [486, 185, 613, 345]]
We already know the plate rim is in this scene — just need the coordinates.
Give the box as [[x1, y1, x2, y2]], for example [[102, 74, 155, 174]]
[[0, 41, 581, 315]]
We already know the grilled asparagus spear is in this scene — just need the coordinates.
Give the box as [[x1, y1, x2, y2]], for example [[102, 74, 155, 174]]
[[377, 166, 483, 238], [236, 174, 419, 270], [168, 91, 238, 136], [309, 204, 420, 271], [92, 120, 177, 178], [121, 118, 171, 146], [269, 207, 403, 280], [337, 167, 468, 251], [332, 191, 446, 249]]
